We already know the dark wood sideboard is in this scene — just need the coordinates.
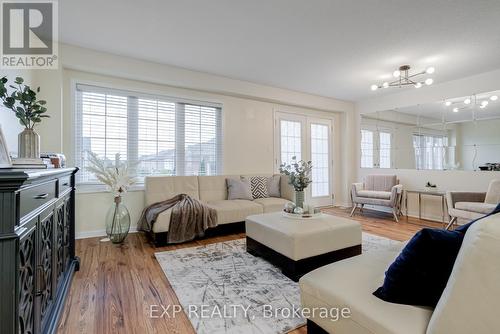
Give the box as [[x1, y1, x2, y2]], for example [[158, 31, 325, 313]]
[[0, 168, 79, 334]]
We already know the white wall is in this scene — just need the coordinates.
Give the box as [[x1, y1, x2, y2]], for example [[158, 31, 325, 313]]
[[356, 69, 500, 221], [0, 70, 36, 156], [40, 44, 353, 237]]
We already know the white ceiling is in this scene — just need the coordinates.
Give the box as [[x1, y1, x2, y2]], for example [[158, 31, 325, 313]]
[[59, 0, 500, 101]]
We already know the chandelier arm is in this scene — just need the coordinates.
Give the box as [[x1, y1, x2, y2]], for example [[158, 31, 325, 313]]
[[407, 71, 426, 79]]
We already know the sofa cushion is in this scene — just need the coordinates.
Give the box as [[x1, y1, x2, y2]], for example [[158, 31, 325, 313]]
[[199, 175, 236, 202], [426, 213, 500, 334], [226, 178, 253, 200], [253, 197, 291, 213], [455, 201, 497, 214], [357, 190, 392, 200], [145, 175, 199, 205], [300, 247, 433, 334], [206, 200, 263, 224], [365, 175, 397, 192], [373, 228, 465, 307]]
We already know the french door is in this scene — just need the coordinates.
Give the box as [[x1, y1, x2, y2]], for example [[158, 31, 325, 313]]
[[275, 112, 333, 207]]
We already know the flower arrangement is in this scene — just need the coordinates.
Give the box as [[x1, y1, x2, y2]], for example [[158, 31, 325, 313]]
[[86, 151, 136, 197], [279, 156, 313, 191], [0, 76, 49, 128]]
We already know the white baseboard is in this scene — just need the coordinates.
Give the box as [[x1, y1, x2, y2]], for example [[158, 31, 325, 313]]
[[76, 226, 139, 239]]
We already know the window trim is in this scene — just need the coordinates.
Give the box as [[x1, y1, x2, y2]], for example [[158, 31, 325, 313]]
[[73, 80, 223, 186]]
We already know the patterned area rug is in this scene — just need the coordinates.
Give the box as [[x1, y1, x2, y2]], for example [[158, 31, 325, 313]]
[[155, 233, 400, 334]]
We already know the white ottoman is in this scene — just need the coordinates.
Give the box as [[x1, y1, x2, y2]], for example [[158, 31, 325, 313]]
[[245, 212, 362, 281]]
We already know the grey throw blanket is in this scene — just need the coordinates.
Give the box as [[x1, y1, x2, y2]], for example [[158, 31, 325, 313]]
[[139, 194, 217, 244]]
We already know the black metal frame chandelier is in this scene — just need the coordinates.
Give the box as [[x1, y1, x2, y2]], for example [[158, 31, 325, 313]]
[[371, 65, 435, 91]]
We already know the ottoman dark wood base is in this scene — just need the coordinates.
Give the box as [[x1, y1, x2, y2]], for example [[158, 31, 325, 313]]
[[307, 319, 330, 334], [246, 236, 361, 282]]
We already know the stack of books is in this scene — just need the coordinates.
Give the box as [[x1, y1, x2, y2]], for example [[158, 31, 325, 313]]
[[11, 158, 54, 169]]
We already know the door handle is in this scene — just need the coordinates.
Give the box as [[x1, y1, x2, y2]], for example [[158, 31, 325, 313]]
[[34, 193, 49, 199], [35, 265, 46, 295]]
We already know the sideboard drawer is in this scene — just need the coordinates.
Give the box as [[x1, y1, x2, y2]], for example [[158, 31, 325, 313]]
[[58, 175, 72, 195], [19, 180, 57, 218]]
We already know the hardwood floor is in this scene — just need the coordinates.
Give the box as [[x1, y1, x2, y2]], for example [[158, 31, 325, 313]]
[[58, 207, 439, 334]]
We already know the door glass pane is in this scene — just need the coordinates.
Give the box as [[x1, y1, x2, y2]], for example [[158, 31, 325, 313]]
[[280, 120, 302, 164], [361, 130, 374, 168], [311, 123, 329, 197], [379, 132, 391, 168]]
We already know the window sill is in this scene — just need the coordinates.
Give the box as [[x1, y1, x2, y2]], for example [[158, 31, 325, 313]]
[[76, 183, 145, 194]]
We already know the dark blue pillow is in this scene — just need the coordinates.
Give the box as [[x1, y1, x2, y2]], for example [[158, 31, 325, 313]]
[[373, 203, 500, 307]]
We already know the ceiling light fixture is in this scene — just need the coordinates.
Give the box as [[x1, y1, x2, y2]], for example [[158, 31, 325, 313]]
[[453, 107, 459, 112], [481, 100, 489, 107], [370, 65, 435, 91], [444, 101, 452, 107], [464, 98, 471, 105], [491, 95, 498, 101]]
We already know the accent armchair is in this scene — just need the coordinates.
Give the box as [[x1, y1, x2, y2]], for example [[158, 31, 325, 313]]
[[351, 175, 403, 222], [446, 179, 500, 230]]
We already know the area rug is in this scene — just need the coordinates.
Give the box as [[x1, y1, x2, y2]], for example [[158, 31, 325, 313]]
[[155, 233, 400, 334]]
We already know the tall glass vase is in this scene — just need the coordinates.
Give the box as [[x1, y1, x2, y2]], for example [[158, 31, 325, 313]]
[[295, 190, 304, 209], [105, 196, 130, 244]]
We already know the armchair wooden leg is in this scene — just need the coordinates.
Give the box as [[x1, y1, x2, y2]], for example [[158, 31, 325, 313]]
[[445, 217, 457, 230], [392, 209, 399, 223], [350, 204, 357, 217], [360, 204, 364, 213]]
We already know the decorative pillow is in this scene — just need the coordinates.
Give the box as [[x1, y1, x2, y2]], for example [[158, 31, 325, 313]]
[[226, 178, 253, 200], [373, 203, 500, 307], [247, 176, 269, 199], [267, 175, 281, 198], [373, 228, 465, 307]]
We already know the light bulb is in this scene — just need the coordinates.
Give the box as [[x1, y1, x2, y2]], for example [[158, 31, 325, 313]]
[[464, 98, 471, 105], [382, 82, 389, 88], [425, 78, 434, 85], [453, 107, 459, 112], [414, 82, 422, 88], [393, 70, 400, 78], [490, 95, 498, 101], [444, 101, 452, 107], [481, 100, 489, 107], [426, 67, 435, 74], [371, 84, 378, 91]]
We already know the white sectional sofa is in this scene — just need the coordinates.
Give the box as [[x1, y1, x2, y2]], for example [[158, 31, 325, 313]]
[[300, 212, 500, 334], [144, 174, 294, 245]]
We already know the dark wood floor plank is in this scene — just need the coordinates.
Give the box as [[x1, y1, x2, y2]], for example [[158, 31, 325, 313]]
[[58, 207, 437, 334]]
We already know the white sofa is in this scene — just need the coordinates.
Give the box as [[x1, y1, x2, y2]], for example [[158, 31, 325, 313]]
[[300, 212, 500, 334], [144, 174, 294, 244]]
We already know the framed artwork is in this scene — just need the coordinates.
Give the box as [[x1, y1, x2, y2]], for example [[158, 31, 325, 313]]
[[0, 125, 12, 168]]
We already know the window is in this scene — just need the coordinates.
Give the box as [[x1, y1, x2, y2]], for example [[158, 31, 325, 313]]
[[413, 134, 448, 170], [360, 130, 374, 168], [310, 123, 330, 197], [280, 120, 302, 164], [75, 84, 222, 183], [379, 132, 392, 168]]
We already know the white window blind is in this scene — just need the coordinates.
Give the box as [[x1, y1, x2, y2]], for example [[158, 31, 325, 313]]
[[75, 84, 222, 183]]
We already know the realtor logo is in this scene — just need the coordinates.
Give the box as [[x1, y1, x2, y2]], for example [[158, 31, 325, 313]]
[[1, 0, 58, 69]]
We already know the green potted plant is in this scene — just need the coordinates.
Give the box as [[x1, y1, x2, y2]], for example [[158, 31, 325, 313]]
[[279, 156, 313, 208], [0, 76, 48, 159]]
